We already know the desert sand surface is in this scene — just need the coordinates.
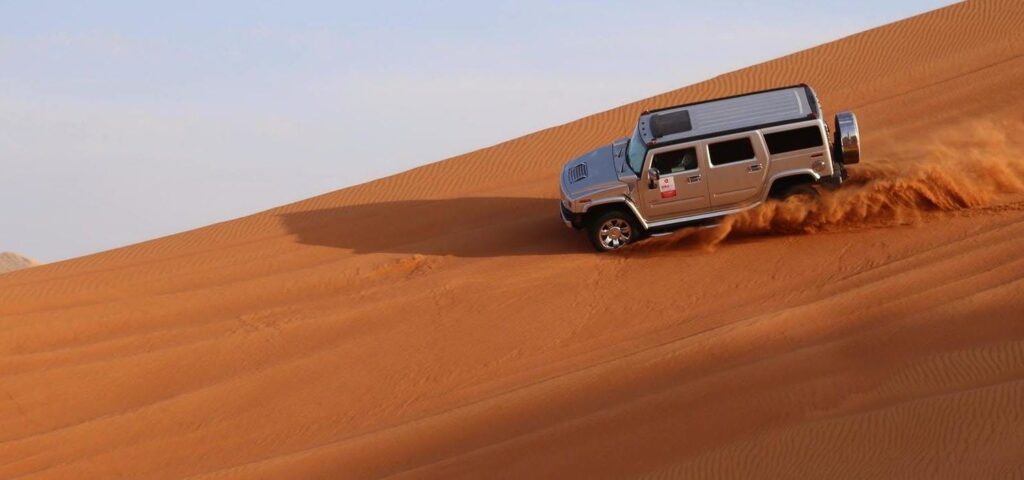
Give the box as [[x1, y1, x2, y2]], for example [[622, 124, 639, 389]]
[[0, 253, 36, 275], [2, 1, 1024, 478]]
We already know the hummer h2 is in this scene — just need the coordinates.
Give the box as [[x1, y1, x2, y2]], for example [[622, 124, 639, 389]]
[[559, 84, 860, 251]]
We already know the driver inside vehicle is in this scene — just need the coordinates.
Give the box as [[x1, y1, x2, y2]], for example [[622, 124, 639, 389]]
[[652, 147, 698, 175]]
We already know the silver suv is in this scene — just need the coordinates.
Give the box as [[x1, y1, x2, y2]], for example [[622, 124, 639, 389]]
[[559, 84, 860, 251]]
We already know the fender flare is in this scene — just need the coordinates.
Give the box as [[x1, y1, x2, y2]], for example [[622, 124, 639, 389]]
[[764, 170, 820, 201], [581, 198, 649, 230]]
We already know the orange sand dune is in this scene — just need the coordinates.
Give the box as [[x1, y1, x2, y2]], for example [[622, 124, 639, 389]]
[[3, 2, 1024, 478]]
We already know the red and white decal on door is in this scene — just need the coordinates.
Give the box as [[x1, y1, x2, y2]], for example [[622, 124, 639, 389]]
[[658, 176, 677, 198]]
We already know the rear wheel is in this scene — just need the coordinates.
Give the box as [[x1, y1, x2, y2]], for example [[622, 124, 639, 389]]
[[779, 183, 819, 201], [587, 210, 641, 252]]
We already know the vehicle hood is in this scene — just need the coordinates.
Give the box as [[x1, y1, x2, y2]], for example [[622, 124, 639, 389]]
[[560, 139, 630, 200]]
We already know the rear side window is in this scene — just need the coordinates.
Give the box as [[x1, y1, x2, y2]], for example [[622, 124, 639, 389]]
[[652, 147, 698, 174], [708, 138, 755, 166], [764, 126, 825, 154]]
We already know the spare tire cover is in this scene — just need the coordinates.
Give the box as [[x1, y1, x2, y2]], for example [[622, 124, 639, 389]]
[[834, 111, 860, 165]]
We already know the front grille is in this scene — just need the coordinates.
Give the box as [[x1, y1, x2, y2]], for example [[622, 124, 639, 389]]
[[567, 162, 588, 183]]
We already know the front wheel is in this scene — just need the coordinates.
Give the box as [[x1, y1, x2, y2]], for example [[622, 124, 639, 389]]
[[587, 210, 641, 252]]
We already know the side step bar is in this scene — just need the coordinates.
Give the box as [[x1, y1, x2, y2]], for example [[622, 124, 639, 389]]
[[648, 222, 721, 237]]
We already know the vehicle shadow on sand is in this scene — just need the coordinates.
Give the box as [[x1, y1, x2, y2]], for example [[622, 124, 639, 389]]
[[278, 197, 593, 257]]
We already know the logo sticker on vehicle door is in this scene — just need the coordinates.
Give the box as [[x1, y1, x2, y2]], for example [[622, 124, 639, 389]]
[[658, 176, 677, 199]]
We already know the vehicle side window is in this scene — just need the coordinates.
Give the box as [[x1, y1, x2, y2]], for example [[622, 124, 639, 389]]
[[652, 147, 698, 175], [764, 126, 824, 154], [708, 138, 756, 166]]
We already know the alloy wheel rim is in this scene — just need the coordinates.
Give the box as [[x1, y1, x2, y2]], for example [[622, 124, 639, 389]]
[[599, 219, 632, 249]]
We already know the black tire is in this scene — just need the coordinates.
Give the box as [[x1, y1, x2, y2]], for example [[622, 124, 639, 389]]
[[587, 209, 641, 252], [779, 183, 819, 201]]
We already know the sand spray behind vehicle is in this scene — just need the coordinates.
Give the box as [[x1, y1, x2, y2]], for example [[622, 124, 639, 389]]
[[650, 119, 1024, 250]]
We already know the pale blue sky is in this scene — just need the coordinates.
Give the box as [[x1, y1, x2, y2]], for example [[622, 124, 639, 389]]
[[1, 1, 958, 262]]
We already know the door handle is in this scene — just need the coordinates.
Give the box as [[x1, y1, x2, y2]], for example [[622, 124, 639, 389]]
[[747, 164, 763, 172], [688, 175, 702, 183]]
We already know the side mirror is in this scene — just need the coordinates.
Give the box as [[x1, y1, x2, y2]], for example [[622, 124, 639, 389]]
[[648, 167, 660, 189]]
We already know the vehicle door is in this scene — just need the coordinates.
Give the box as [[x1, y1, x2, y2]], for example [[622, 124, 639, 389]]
[[703, 133, 768, 208], [639, 143, 710, 222]]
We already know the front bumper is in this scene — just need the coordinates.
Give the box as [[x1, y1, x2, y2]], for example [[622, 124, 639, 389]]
[[560, 201, 583, 229]]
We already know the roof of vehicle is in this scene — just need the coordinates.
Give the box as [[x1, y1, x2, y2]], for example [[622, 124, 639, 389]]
[[637, 84, 821, 147]]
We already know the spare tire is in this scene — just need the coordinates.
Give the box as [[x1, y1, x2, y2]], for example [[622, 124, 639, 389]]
[[833, 111, 861, 165]]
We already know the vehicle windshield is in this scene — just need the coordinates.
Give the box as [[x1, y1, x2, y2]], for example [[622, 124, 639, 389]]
[[625, 126, 647, 175]]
